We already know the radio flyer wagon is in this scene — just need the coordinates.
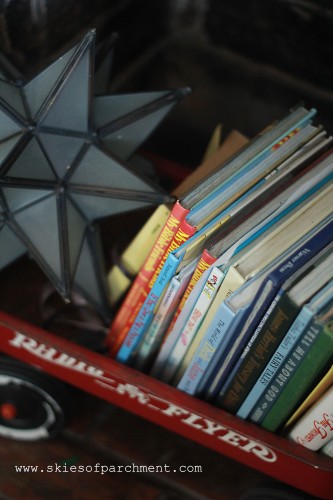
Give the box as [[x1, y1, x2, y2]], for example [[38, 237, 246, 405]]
[[0, 30, 332, 500]]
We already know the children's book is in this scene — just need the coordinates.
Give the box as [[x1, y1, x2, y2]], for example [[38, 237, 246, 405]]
[[285, 364, 333, 429], [258, 307, 333, 432], [176, 187, 333, 396], [116, 123, 326, 364], [108, 129, 248, 352], [321, 436, 333, 457], [158, 266, 225, 383], [287, 384, 333, 451], [203, 230, 333, 405], [169, 152, 333, 381], [236, 276, 333, 419], [216, 239, 333, 414], [133, 257, 199, 372]]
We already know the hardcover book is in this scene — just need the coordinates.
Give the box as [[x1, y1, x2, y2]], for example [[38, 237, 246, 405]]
[[252, 304, 333, 431], [236, 273, 333, 419], [287, 384, 333, 451], [177, 183, 333, 396], [113, 106, 319, 362], [216, 234, 333, 414]]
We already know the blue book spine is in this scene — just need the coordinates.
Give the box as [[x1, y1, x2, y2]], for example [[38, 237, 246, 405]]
[[250, 314, 332, 428], [190, 108, 316, 217], [236, 305, 314, 419], [116, 252, 181, 363], [177, 300, 244, 395], [199, 218, 333, 401]]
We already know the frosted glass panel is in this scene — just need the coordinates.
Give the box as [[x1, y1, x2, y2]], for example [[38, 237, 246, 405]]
[[2, 187, 52, 213], [65, 197, 87, 279], [39, 42, 92, 132], [0, 135, 24, 166], [0, 108, 23, 141], [0, 80, 26, 118], [93, 92, 168, 127], [70, 145, 156, 192], [39, 132, 85, 179], [6, 138, 56, 181], [99, 102, 175, 160], [0, 224, 26, 269], [13, 193, 62, 280], [69, 192, 154, 221], [74, 231, 107, 313], [24, 46, 76, 119]]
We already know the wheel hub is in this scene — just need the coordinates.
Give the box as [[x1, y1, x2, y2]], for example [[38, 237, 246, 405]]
[[0, 402, 17, 420]]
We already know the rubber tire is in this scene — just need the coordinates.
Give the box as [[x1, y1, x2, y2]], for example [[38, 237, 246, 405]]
[[0, 356, 72, 441]]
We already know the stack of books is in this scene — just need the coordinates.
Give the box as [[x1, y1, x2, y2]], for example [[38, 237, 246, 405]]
[[107, 104, 333, 456]]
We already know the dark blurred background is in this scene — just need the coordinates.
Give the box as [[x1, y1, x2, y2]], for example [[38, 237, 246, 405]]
[[1, 0, 333, 169]]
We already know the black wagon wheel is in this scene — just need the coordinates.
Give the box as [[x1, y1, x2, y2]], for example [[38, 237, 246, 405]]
[[0, 356, 72, 441]]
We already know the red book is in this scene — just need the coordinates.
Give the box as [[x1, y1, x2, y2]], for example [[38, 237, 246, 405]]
[[165, 248, 217, 339], [108, 201, 189, 354]]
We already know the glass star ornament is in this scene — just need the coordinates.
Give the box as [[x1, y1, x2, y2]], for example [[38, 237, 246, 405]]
[[0, 30, 190, 321]]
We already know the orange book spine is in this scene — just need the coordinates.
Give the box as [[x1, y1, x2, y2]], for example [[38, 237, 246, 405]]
[[165, 248, 217, 338], [107, 201, 189, 350], [111, 216, 196, 356]]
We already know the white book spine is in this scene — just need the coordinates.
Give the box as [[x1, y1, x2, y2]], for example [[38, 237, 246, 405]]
[[160, 267, 224, 383], [288, 385, 333, 451], [320, 436, 333, 457]]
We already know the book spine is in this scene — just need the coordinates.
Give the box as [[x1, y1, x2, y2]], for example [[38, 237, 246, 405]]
[[151, 249, 217, 379], [321, 437, 333, 457], [134, 274, 186, 372], [288, 385, 333, 451], [160, 266, 224, 384], [216, 290, 300, 414], [108, 200, 188, 355], [249, 320, 321, 425], [236, 306, 314, 419], [285, 365, 333, 429], [177, 300, 240, 395], [257, 321, 333, 432], [107, 204, 171, 306], [109, 202, 192, 356], [166, 249, 217, 338], [116, 220, 196, 364]]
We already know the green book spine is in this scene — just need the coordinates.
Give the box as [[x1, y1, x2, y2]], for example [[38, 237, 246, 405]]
[[260, 321, 333, 432], [217, 289, 299, 413], [249, 314, 323, 424]]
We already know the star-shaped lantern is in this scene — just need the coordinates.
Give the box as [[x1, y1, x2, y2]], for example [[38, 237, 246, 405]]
[[0, 30, 189, 321]]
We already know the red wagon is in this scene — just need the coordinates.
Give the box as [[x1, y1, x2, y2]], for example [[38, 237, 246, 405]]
[[0, 305, 332, 499]]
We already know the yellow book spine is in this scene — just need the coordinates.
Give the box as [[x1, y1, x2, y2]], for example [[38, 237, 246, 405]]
[[107, 204, 171, 305]]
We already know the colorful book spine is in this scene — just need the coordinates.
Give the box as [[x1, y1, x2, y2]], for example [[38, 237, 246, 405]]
[[288, 385, 333, 451], [254, 320, 333, 432], [216, 289, 300, 413], [165, 248, 217, 340], [159, 266, 224, 384], [204, 203, 333, 404], [236, 304, 317, 419], [116, 219, 196, 363], [177, 298, 245, 395], [285, 364, 333, 429], [107, 204, 171, 306], [150, 249, 218, 379], [109, 201, 191, 356], [133, 262, 195, 372]]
